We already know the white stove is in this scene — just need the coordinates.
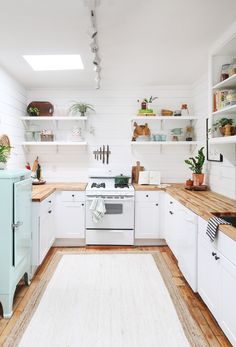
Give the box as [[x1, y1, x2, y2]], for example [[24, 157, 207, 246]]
[[86, 178, 134, 196], [85, 169, 135, 246]]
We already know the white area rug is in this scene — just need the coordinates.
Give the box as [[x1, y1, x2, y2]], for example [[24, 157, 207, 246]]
[[18, 254, 191, 347]]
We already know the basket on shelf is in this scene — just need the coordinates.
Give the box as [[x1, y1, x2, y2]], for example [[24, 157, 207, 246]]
[[40, 134, 54, 142]]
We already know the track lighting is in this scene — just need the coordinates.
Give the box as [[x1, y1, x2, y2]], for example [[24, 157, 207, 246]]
[[90, 41, 98, 53]]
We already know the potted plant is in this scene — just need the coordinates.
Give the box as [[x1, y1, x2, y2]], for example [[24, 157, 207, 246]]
[[212, 117, 236, 136], [184, 147, 205, 186], [69, 102, 95, 117], [27, 106, 40, 117], [0, 144, 11, 169]]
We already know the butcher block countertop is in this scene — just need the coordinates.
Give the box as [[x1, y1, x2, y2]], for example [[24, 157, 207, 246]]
[[32, 183, 87, 202], [134, 183, 236, 241]]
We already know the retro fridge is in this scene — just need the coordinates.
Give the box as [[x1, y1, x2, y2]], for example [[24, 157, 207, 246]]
[[0, 169, 32, 318]]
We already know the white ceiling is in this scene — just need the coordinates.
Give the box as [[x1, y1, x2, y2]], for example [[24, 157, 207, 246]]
[[0, 0, 236, 88]]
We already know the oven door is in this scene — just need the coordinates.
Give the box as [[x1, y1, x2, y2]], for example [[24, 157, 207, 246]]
[[86, 196, 134, 230]]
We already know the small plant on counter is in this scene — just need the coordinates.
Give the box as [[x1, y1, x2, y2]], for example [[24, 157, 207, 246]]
[[0, 145, 11, 169], [184, 147, 205, 186], [27, 106, 40, 117], [212, 117, 236, 136], [69, 102, 95, 117]]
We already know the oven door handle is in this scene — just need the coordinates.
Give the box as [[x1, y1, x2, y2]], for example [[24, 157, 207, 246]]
[[86, 198, 134, 202]]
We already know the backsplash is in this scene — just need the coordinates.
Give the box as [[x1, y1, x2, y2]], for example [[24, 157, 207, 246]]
[[26, 87, 195, 182], [0, 66, 27, 169]]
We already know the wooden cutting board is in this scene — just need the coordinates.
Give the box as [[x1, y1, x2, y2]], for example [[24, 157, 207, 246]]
[[27, 101, 54, 117], [132, 161, 144, 183]]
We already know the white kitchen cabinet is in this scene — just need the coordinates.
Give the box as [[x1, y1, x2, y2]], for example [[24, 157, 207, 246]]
[[164, 194, 178, 257], [32, 194, 56, 276], [135, 191, 160, 240], [56, 191, 85, 244], [198, 216, 236, 346]]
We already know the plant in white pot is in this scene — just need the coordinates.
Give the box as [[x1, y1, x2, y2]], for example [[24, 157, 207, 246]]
[[184, 147, 205, 186], [69, 102, 94, 117], [0, 144, 11, 169]]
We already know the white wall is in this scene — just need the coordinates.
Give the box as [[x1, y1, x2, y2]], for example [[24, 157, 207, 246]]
[[0, 66, 27, 169], [193, 74, 236, 199], [26, 87, 195, 182]]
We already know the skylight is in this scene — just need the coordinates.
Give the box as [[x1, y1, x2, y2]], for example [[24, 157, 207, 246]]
[[22, 55, 84, 71]]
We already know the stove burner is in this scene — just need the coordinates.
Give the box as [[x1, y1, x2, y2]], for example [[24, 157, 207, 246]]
[[115, 184, 129, 189], [91, 183, 106, 189]]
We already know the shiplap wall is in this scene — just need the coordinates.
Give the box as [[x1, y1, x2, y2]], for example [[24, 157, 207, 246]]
[[193, 74, 236, 199], [0, 66, 27, 169], [26, 87, 195, 182]]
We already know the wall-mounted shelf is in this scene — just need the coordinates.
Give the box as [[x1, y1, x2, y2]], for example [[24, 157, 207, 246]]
[[20, 116, 87, 121], [130, 141, 198, 145], [212, 74, 236, 90], [212, 104, 236, 117], [131, 116, 197, 121], [22, 141, 87, 146], [209, 136, 236, 144]]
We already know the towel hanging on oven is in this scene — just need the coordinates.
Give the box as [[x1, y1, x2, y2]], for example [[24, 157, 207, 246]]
[[90, 197, 106, 223]]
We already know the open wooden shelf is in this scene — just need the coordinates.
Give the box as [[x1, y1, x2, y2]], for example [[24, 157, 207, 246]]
[[130, 141, 199, 146], [212, 74, 236, 90], [131, 116, 197, 121], [209, 136, 236, 144], [22, 141, 87, 146], [212, 104, 236, 117], [21, 116, 87, 121]]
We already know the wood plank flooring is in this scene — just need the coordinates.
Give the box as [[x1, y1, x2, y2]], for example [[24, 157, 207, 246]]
[[0, 246, 232, 347]]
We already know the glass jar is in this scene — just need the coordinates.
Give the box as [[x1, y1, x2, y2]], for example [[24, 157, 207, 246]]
[[229, 58, 236, 77], [220, 63, 230, 81]]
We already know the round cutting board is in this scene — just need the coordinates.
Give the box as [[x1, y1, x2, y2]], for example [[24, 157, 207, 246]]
[[0, 134, 11, 147]]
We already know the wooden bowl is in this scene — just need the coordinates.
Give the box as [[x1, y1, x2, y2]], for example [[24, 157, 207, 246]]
[[161, 109, 173, 116]]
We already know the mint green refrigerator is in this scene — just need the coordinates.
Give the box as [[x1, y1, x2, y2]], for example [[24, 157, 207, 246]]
[[0, 169, 32, 318]]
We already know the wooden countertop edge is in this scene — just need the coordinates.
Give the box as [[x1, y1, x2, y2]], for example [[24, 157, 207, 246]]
[[32, 183, 87, 202]]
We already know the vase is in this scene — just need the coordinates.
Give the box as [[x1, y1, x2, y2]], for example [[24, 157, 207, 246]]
[[0, 162, 7, 170], [80, 112, 86, 117], [192, 173, 204, 186]]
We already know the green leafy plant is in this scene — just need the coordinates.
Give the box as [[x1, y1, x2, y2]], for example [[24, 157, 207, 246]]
[[184, 147, 205, 174], [27, 106, 40, 117], [69, 102, 94, 116], [137, 96, 158, 104], [0, 145, 11, 163], [212, 117, 234, 131]]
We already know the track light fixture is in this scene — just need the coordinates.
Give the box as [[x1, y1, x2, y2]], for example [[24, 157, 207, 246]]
[[84, 0, 101, 89]]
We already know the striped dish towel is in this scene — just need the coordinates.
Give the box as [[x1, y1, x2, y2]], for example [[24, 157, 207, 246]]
[[206, 216, 231, 242]]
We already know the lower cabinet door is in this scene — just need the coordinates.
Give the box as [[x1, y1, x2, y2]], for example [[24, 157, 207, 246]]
[[57, 202, 85, 238], [198, 238, 220, 318], [219, 255, 236, 346], [39, 212, 50, 264], [47, 207, 56, 248], [135, 202, 159, 239]]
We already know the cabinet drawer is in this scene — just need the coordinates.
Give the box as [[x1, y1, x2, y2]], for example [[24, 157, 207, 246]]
[[40, 193, 56, 215], [135, 191, 159, 203], [60, 191, 85, 202]]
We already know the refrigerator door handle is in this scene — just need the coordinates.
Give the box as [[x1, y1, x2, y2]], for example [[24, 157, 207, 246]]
[[12, 221, 23, 229]]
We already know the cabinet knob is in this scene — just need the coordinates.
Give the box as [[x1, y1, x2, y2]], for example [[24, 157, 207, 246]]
[[72, 194, 75, 197], [48, 200, 52, 203], [212, 252, 217, 257], [146, 195, 149, 197], [48, 210, 52, 214], [156, 203, 158, 206], [82, 203, 84, 206], [215, 255, 220, 260], [169, 211, 173, 215]]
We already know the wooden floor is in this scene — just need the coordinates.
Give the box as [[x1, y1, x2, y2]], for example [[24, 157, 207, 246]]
[[0, 246, 232, 347]]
